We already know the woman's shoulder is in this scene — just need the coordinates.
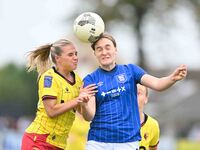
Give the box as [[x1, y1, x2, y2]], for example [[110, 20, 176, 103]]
[[117, 64, 140, 70], [118, 63, 138, 67], [86, 68, 100, 76], [41, 68, 54, 77], [146, 114, 159, 127], [73, 72, 82, 81]]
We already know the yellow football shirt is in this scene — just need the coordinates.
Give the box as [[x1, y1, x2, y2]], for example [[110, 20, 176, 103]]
[[26, 67, 82, 149], [139, 114, 160, 150]]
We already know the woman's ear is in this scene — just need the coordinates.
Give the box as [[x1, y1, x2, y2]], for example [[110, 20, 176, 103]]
[[54, 55, 60, 63]]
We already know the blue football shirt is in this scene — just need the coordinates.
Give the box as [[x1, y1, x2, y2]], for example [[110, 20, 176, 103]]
[[83, 64, 146, 143]]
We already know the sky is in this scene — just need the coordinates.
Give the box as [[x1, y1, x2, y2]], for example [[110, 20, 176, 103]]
[[0, 0, 200, 70], [0, 0, 76, 66]]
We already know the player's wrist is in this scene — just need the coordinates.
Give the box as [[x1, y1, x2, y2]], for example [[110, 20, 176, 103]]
[[75, 97, 82, 105]]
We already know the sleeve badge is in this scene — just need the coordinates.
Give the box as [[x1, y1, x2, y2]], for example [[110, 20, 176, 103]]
[[44, 76, 53, 88]]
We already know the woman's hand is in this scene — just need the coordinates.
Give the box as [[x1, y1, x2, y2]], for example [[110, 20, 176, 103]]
[[77, 84, 98, 103]]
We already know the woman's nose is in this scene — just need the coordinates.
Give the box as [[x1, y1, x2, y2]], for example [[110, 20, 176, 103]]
[[73, 55, 78, 60], [101, 49, 107, 55]]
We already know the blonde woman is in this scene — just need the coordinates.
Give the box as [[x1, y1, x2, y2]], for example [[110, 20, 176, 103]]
[[137, 84, 160, 150], [21, 39, 97, 150]]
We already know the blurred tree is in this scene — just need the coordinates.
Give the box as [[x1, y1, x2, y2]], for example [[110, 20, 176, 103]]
[[0, 63, 37, 118], [190, 0, 200, 29]]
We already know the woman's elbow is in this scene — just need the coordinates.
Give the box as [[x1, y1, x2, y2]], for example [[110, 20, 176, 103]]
[[86, 117, 93, 122], [83, 114, 94, 122], [46, 111, 58, 118]]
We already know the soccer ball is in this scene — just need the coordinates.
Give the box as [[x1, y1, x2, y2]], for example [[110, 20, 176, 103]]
[[73, 12, 105, 43]]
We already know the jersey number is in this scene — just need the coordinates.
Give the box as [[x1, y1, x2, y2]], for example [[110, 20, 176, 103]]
[[139, 146, 146, 150]]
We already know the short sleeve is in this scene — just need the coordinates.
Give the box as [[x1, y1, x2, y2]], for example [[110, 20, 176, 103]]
[[128, 64, 146, 83], [39, 74, 58, 100]]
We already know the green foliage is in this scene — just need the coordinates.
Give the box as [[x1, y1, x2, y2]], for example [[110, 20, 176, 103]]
[[0, 63, 38, 118]]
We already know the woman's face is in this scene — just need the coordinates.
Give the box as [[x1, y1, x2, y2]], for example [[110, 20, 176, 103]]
[[56, 44, 78, 71], [94, 38, 117, 68]]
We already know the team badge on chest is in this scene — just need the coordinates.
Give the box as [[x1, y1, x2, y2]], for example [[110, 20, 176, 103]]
[[116, 73, 127, 83]]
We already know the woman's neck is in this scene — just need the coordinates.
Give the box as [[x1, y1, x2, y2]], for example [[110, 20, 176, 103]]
[[140, 111, 145, 124], [101, 63, 116, 71], [56, 67, 73, 81]]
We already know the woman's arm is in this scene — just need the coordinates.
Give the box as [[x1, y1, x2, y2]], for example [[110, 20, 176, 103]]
[[43, 96, 84, 118], [141, 64, 187, 91], [43, 84, 97, 118], [80, 96, 96, 121]]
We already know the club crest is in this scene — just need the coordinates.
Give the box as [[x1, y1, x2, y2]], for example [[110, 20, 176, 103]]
[[65, 87, 69, 92], [116, 73, 127, 83], [97, 81, 103, 87], [144, 133, 149, 140]]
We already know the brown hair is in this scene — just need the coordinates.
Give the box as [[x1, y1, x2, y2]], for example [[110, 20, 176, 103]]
[[26, 39, 72, 78], [91, 33, 117, 50]]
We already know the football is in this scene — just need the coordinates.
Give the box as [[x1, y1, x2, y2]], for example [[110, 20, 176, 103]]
[[73, 12, 105, 43]]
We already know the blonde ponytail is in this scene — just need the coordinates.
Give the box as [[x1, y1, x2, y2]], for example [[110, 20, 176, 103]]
[[26, 44, 52, 78], [26, 39, 72, 78]]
